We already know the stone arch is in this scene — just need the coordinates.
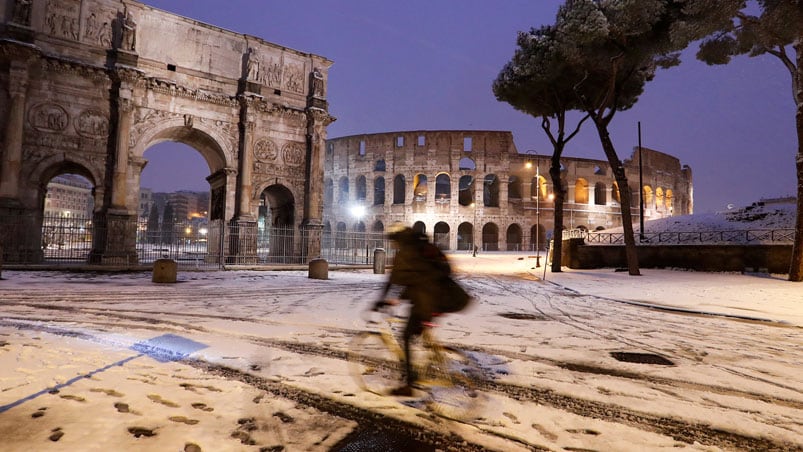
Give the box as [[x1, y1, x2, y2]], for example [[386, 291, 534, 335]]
[[338, 176, 349, 204], [508, 175, 522, 200], [656, 187, 665, 209], [435, 173, 451, 204], [665, 189, 674, 210], [506, 223, 522, 251], [481, 222, 499, 251], [412, 221, 426, 235], [457, 221, 473, 251], [458, 157, 476, 171], [458, 174, 474, 206], [259, 184, 296, 262], [594, 182, 607, 205], [643, 185, 654, 208], [373, 176, 385, 205], [28, 156, 103, 211], [483, 174, 500, 207], [131, 121, 229, 174], [413, 173, 428, 202], [355, 175, 367, 202], [393, 174, 406, 204], [531, 174, 547, 199], [324, 178, 334, 206], [530, 224, 546, 251], [574, 178, 589, 204], [433, 221, 450, 250]]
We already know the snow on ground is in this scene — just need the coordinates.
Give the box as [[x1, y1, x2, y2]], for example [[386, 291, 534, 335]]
[[0, 252, 801, 451], [598, 199, 796, 244]]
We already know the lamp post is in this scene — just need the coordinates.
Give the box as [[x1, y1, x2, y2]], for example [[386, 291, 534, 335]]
[[535, 161, 541, 268]]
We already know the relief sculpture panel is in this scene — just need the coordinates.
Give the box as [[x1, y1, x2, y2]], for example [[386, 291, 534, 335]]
[[46, 0, 81, 41]]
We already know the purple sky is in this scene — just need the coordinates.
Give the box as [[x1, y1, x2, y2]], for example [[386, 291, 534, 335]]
[[140, 0, 796, 214]]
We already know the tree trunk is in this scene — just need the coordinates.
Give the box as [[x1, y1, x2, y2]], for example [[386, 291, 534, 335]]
[[789, 38, 803, 281], [594, 120, 641, 276], [549, 151, 566, 273]]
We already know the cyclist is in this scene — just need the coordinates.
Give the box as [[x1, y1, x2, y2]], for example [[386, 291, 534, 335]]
[[375, 225, 449, 396]]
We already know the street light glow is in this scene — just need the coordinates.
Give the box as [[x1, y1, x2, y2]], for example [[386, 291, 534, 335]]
[[350, 205, 366, 218]]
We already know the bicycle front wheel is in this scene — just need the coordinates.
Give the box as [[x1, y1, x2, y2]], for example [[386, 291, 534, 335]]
[[348, 331, 402, 396], [420, 346, 482, 421]]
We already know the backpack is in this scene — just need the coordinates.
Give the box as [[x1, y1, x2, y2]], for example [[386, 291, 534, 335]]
[[420, 242, 471, 313]]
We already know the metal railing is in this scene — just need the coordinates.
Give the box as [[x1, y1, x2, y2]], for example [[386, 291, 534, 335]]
[[1, 214, 402, 269], [570, 228, 796, 245]]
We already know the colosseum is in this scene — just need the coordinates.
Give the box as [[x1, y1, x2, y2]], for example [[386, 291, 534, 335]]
[[323, 130, 692, 252]]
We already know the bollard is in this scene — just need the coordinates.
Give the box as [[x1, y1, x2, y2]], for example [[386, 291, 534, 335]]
[[308, 258, 328, 280], [373, 248, 386, 274], [152, 258, 177, 283]]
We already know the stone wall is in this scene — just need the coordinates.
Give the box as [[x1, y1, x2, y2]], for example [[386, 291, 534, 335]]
[[562, 239, 792, 273]]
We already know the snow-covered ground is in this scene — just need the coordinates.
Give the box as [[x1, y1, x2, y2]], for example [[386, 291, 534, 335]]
[[597, 199, 796, 245], [0, 251, 801, 451]]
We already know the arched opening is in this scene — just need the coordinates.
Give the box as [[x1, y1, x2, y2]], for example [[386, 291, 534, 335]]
[[458, 157, 475, 171], [258, 184, 296, 263], [643, 185, 654, 209], [506, 223, 522, 251], [338, 176, 349, 204], [354, 221, 366, 249], [457, 222, 474, 251], [529, 224, 546, 251], [41, 170, 96, 262], [483, 174, 499, 207], [574, 178, 589, 204], [336, 222, 347, 248], [656, 187, 665, 211], [393, 174, 406, 204], [412, 221, 426, 236], [371, 220, 385, 248], [508, 175, 522, 200], [612, 181, 622, 204], [433, 222, 450, 250], [355, 176, 367, 202], [594, 182, 607, 205], [531, 174, 547, 199], [458, 175, 475, 206], [413, 174, 428, 201], [324, 178, 334, 207], [413, 173, 427, 213], [373, 177, 385, 205], [435, 173, 451, 205], [481, 223, 499, 251], [138, 142, 213, 263], [665, 189, 674, 211]]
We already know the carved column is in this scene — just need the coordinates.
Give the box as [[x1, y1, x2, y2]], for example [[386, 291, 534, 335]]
[[225, 96, 258, 264], [111, 97, 133, 210], [301, 108, 335, 261], [89, 71, 139, 265], [0, 60, 30, 201]]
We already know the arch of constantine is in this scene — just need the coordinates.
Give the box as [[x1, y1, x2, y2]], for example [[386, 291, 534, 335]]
[[0, 0, 334, 265], [324, 130, 693, 251]]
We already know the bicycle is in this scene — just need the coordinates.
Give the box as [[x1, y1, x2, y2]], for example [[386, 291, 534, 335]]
[[348, 303, 484, 421]]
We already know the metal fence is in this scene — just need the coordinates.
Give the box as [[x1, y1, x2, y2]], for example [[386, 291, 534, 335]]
[[2, 214, 401, 270], [573, 228, 796, 245]]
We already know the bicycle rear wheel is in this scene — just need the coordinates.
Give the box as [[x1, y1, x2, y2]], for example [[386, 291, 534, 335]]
[[348, 331, 402, 396], [420, 346, 482, 421]]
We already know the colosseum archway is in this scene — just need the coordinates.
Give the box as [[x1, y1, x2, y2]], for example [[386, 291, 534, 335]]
[[0, 0, 334, 266]]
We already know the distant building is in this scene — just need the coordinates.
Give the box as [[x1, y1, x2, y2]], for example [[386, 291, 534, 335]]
[[325, 130, 693, 251], [139, 188, 153, 218], [44, 174, 94, 218]]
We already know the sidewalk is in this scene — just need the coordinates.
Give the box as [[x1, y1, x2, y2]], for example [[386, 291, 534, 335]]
[[448, 253, 803, 327]]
